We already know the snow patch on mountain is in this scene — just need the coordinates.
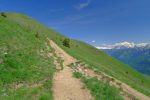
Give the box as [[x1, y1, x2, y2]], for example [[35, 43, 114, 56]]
[[96, 41, 150, 49]]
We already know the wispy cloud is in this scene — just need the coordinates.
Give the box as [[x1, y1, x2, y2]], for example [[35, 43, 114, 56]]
[[50, 14, 91, 26], [92, 40, 96, 43], [75, 0, 91, 10]]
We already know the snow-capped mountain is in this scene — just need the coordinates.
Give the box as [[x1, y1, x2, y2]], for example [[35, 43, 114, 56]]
[[102, 48, 150, 76], [96, 41, 150, 49], [97, 41, 150, 75]]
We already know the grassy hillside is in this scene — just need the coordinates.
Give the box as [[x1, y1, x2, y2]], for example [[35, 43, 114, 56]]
[[0, 12, 55, 99], [59, 39, 150, 96], [0, 12, 150, 98]]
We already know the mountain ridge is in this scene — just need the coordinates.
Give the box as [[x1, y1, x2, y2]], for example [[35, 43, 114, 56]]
[[102, 48, 150, 76], [96, 41, 150, 49], [97, 42, 150, 76]]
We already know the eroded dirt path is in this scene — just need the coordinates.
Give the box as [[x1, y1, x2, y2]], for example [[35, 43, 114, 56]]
[[73, 61, 150, 100], [48, 39, 93, 100], [48, 38, 150, 100]]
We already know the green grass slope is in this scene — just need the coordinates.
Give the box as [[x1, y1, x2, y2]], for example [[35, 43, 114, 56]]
[[0, 12, 150, 98], [0, 12, 55, 99]]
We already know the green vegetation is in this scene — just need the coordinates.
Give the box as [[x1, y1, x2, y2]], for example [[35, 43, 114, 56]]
[[59, 39, 150, 96], [104, 49, 150, 76], [1, 12, 7, 18], [60, 40, 150, 96], [0, 12, 55, 99], [73, 71, 123, 100], [0, 12, 150, 98], [56, 57, 64, 70], [62, 38, 70, 48]]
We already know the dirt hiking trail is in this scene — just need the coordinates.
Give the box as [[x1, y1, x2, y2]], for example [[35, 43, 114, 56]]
[[48, 38, 150, 100], [74, 63, 150, 100], [48, 39, 93, 100]]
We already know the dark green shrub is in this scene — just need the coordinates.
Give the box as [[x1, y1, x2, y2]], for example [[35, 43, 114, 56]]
[[125, 71, 128, 74], [35, 32, 39, 38], [63, 38, 70, 48], [1, 12, 7, 18]]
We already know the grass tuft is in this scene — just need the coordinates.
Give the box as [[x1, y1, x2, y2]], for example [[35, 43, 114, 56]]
[[73, 71, 123, 100]]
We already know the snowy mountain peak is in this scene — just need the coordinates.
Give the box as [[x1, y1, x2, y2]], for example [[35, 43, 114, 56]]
[[115, 41, 135, 48], [116, 41, 132, 45], [96, 42, 150, 49]]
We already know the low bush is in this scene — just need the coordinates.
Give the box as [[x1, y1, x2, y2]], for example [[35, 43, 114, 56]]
[[63, 38, 70, 48], [1, 12, 7, 18]]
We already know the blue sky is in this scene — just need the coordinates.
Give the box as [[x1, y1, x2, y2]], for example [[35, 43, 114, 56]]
[[0, 0, 150, 45]]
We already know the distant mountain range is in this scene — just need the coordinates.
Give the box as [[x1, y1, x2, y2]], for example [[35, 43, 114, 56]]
[[96, 41, 150, 49], [96, 42, 150, 76]]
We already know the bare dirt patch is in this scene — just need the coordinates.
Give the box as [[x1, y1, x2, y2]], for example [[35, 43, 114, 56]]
[[48, 39, 93, 100]]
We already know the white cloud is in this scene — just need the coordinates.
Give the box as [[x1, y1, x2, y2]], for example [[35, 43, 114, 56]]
[[96, 46, 112, 49], [76, 0, 91, 10], [92, 40, 95, 43]]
